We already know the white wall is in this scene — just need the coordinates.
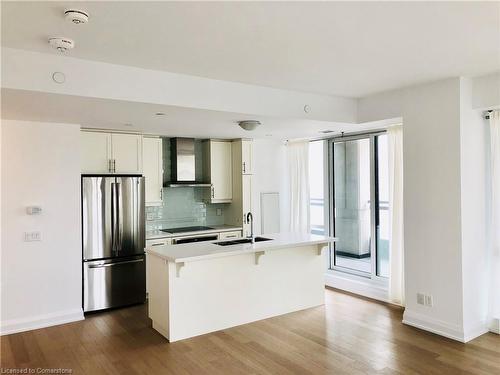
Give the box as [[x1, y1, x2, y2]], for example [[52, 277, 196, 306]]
[[358, 77, 493, 342], [472, 72, 500, 109], [0, 120, 83, 335], [459, 78, 490, 340], [251, 139, 288, 235]]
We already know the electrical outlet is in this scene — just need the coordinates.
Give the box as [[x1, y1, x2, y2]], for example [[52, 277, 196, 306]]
[[425, 295, 433, 307], [24, 231, 41, 242], [417, 293, 425, 305]]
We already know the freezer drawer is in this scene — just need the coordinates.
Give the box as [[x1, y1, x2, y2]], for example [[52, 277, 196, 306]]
[[84, 255, 146, 312]]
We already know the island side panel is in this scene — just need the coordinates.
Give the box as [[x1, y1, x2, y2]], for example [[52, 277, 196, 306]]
[[167, 244, 325, 342], [147, 253, 171, 339]]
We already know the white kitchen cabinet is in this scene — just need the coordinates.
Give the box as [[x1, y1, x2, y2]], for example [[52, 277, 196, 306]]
[[204, 140, 232, 203], [146, 237, 172, 295], [241, 139, 253, 175], [219, 230, 242, 240], [143, 137, 163, 206], [242, 174, 253, 237], [81, 131, 143, 174], [80, 131, 112, 173], [111, 133, 143, 174]]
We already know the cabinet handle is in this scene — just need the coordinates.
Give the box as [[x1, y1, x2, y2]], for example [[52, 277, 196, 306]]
[[211, 186, 215, 198], [160, 189, 163, 200], [243, 162, 246, 173], [108, 159, 112, 173], [112, 159, 116, 173]]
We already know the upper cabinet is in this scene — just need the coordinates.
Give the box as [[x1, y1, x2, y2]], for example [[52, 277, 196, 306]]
[[204, 140, 232, 203], [241, 139, 253, 175], [80, 131, 142, 174], [81, 131, 112, 173], [142, 137, 163, 206], [111, 133, 143, 174]]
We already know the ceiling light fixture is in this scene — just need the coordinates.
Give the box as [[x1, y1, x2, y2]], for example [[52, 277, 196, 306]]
[[48, 37, 75, 53], [238, 120, 261, 131], [319, 130, 335, 134], [65, 9, 89, 24], [155, 112, 166, 116]]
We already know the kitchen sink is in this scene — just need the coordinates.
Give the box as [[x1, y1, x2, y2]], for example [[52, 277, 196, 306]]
[[215, 237, 272, 246]]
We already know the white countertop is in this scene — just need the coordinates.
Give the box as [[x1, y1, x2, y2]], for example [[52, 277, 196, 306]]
[[146, 225, 243, 240], [146, 232, 337, 263]]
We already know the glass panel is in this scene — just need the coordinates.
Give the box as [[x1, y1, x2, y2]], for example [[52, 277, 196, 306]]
[[376, 135, 390, 277], [309, 141, 325, 235], [333, 138, 372, 274]]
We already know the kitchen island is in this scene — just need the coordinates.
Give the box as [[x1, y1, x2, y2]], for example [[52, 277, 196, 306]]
[[146, 233, 337, 342]]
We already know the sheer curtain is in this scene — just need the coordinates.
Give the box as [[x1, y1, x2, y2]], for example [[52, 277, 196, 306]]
[[388, 126, 404, 305], [286, 141, 310, 233], [489, 110, 500, 332]]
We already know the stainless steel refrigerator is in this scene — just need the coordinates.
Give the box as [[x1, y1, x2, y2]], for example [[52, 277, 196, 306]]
[[82, 176, 146, 312]]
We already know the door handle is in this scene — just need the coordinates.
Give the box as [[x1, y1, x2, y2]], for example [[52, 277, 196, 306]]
[[111, 182, 117, 252], [88, 258, 144, 268]]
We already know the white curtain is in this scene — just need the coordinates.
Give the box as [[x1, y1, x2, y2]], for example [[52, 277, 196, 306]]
[[489, 110, 500, 332], [286, 141, 310, 233], [388, 126, 405, 306]]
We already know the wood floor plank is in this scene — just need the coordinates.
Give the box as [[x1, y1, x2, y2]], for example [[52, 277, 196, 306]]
[[1, 288, 499, 375]]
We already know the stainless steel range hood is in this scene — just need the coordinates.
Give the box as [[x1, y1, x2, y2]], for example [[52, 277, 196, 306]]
[[166, 138, 211, 187]]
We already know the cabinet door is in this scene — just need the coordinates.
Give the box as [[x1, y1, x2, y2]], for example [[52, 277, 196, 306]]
[[81, 131, 112, 173], [241, 139, 253, 175], [210, 141, 232, 202], [242, 174, 252, 237], [143, 137, 163, 205], [112, 133, 143, 174]]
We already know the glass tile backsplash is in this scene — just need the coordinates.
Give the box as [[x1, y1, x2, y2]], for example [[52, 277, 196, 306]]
[[146, 187, 226, 231]]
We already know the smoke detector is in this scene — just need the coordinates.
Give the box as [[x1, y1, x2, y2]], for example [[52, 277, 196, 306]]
[[65, 9, 89, 24], [238, 120, 261, 131], [48, 37, 75, 53]]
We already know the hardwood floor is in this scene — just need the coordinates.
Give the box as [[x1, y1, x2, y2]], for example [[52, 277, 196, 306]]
[[1, 288, 499, 374]]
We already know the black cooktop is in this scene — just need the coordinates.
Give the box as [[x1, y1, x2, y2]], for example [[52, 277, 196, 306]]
[[160, 226, 214, 234]]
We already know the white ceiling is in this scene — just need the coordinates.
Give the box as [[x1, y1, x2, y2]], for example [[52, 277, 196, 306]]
[[1, 89, 385, 140], [2, 1, 499, 98]]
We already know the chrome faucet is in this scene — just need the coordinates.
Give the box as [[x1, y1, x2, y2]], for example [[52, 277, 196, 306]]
[[246, 212, 254, 243]]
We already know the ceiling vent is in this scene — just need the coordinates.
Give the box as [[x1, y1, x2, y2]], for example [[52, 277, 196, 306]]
[[48, 37, 75, 53], [65, 9, 89, 24]]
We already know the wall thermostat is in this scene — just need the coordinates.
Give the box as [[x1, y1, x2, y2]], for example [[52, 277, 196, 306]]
[[26, 206, 42, 215]]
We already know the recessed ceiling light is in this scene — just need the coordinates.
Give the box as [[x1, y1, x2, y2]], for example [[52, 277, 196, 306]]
[[319, 130, 335, 134], [265, 134, 273, 137], [155, 112, 166, 116], [124, 123, 133, 127]]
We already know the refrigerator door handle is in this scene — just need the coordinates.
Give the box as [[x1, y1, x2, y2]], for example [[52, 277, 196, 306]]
[[117, 182, 123, 253], [87, 258, 144, 268], [111, 182, 118, 253]]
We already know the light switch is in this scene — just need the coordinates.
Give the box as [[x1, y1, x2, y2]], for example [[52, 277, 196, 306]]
[[24, 231, 41, 242]]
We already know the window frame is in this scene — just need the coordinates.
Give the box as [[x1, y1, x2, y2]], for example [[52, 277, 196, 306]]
[[325, 131, 388, 284]]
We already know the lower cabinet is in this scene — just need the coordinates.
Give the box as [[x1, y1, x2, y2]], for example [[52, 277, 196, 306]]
[[219, 231, 243, 240]]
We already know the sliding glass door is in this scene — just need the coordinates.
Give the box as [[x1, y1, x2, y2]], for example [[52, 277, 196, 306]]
[[329, 133, 389, 279]]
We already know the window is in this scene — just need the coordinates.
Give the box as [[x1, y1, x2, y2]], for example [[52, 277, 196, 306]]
[[309, 141, 326, 235], [328, 133, 389, 279]]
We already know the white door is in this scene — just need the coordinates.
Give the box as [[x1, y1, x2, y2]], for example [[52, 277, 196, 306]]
[[241, 139, 253, 175], [211, 141, 232, 202], [112, 133, 143, 174], [143, 137, 163, 205], [80, 131, 112, 173], [242, 174, 252, 236]]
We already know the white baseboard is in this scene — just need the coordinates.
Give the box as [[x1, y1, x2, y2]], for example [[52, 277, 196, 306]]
[[0, 308, 84, 336], [325, 271, 389, 303], [403, 309, 467, 342]]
